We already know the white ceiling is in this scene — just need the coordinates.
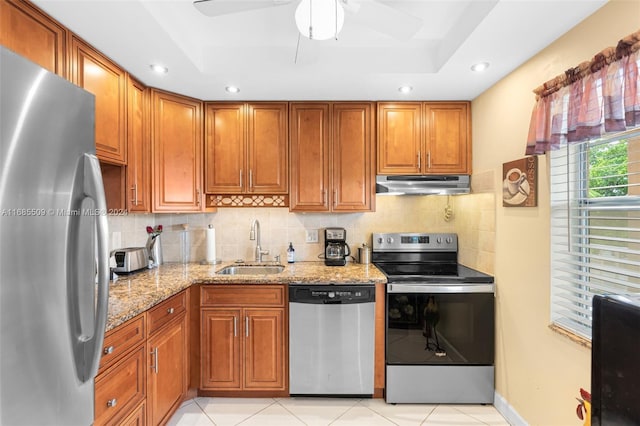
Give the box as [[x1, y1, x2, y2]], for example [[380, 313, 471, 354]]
[[33, 0, 606, 101]]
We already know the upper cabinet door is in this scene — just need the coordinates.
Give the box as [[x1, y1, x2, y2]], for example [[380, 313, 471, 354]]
[[424, 102, 471, 174], [289, 103, 331, 212], [247, 103, 288, 194], [332, 103, 374, 212], [377, 102, 422, 175], [151, 90, 203, 212], [126, 76, 150, 213], [70, 36, 126, 164], [0, 0, 67, 77], [204, 103, 245, 193]]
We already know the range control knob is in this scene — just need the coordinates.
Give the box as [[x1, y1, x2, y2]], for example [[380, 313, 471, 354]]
[[386, 237, 394, 244], [446, 237, 453, 244], [436, 237, 443, 244], [328, 292, 335, 298], [377, 237, 383, 244]]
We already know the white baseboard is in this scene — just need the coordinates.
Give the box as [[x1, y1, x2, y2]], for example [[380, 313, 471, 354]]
[[494, 391, 528, 426]]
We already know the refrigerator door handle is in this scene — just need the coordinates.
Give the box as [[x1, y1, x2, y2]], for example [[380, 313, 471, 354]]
[[68, 154, 109, 382], [83, 153, 110, 381]]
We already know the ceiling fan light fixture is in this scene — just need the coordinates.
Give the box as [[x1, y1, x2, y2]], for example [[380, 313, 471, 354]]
[[471, 62, 490, 72], [295, 0, 345, 41], [225, 85, 240, 93], [398, 85, 413, 94], [149, 64, 168, 74]]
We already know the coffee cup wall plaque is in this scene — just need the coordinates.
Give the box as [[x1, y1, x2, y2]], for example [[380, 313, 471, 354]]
[[502, 156, 538, 207]]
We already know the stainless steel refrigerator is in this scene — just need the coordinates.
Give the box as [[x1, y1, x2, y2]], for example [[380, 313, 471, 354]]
[[0, 46, 109, 425]]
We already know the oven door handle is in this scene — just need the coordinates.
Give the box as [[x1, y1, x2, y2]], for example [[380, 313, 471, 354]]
[[387, 283, 494, 294]]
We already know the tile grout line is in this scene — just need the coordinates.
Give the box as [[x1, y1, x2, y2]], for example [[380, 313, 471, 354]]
[[234, 398, 279, 425], [355, 400, 402, 426], [419, 403, 438, 425], [273, 399, 310, 425], [327, 398, 365, 425], [193, 398, 218, 426]]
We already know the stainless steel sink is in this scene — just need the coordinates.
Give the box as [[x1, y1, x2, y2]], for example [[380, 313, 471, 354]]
[[217, 265, 285, 275]]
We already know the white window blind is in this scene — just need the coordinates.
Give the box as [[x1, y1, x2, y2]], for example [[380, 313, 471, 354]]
[[550, 130, 640, 339]]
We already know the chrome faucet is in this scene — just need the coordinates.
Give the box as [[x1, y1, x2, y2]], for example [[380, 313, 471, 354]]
[[249, 219, 269, 262]]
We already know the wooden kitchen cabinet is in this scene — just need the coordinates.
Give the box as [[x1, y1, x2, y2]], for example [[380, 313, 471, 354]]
[[95, 314, 146, 426], [243, 308, 285, 390], [147, 292, 188, 425], [204, 102, 288, 194], [377, 102, 422, 175], [290, 102, 374, 212], [0, 0, 67, 77], [126, 76, 150, 212], [151, 89, 203, 212], [200, 285, 287, 395], [201, 309, 241, 389], [377, 102, 471, 175], [70, 36, 127, 164]]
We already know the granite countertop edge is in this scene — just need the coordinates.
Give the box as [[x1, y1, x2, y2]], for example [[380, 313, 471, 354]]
[[106, 261, 387, 331]]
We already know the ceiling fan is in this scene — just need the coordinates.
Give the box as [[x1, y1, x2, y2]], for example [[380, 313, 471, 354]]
[[193, 0, 423, 41]]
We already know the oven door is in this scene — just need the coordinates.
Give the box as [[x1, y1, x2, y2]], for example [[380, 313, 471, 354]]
[[386, 283, 494, 366]]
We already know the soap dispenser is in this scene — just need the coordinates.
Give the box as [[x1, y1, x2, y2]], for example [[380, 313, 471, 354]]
[[287, 242, 295, 263]]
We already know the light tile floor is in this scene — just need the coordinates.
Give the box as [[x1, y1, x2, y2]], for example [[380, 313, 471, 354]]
[[168, 397, 511, 426]]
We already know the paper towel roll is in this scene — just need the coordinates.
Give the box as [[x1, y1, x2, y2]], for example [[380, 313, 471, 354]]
[[206, 225, 216, 263]]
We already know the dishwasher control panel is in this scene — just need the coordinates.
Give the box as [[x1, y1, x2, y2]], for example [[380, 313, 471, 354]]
[[289, 285, 375, 304]]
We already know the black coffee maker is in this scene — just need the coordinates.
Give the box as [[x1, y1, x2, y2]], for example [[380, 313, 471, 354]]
[[324, 227, 350, 266]]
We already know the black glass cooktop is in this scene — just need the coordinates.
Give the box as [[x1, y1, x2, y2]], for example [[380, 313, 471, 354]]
[[375, 262, 494, 284]]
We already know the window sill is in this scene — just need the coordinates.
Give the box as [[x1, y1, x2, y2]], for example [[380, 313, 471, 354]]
[[549, 323, 591, 349]]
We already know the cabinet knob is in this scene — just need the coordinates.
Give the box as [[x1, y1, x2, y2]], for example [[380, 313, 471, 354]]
[[103, 346, 114, 355], [167, 307, 174, 314], [107, 398, 117, 408]]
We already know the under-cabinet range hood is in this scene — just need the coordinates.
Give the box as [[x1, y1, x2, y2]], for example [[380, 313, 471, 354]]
[[376, 175, 470, 195]]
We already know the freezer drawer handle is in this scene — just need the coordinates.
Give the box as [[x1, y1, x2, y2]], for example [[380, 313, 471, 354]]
[[103, 346, 114, 355], [107, 399, 117, 408]]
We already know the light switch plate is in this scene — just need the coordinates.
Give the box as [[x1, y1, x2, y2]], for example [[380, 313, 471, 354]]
[[305, 229, 319, 243]]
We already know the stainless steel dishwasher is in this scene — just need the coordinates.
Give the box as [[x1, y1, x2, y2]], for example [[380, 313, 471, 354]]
[[289, 284, 375, 397]]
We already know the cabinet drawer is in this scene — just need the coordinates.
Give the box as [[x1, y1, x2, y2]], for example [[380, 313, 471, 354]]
[[99, 314, 145, 373], [201, 285, 285, 307], [148, 291, 187, 335], [94, 346, 146, 426], [118, 401, 146, 426]]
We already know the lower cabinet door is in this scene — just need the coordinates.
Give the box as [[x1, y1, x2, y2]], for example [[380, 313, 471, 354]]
[[244, 308, 286, 390], [201, 308, 241, 390], [94, 345, 146, 426], [148, 314, 187, 425]]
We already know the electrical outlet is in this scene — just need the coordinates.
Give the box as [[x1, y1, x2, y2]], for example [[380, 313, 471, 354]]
[[305, 229, 319, 243]]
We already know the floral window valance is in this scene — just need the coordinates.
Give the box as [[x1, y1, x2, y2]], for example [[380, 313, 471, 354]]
[[525, 30, 640, 155]]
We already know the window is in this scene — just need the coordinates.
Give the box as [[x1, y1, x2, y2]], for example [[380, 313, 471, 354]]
[[550, 130, 640, 339]]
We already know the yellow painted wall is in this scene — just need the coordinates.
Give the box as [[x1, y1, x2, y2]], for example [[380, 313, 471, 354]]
[[471, 1, 640, 424]]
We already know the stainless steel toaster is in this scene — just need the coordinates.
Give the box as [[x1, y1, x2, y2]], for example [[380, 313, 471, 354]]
[[111, 247, 149, 273]]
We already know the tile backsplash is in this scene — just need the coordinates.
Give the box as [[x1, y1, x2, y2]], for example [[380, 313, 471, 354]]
[[107, 193, 495, 274]]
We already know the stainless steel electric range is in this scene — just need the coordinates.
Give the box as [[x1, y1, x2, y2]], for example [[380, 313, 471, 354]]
[[372, 232, 495, 404]]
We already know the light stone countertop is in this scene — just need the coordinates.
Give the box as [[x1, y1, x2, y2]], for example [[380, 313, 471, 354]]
[[106, 261, 387, 331]]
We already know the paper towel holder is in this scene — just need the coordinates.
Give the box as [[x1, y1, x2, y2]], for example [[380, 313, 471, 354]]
[[201, 224, 222, 265]]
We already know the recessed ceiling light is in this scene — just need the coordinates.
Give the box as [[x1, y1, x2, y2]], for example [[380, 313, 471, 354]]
[[149, 64, 168, 74], [225, 86, 240, 94], [398, 85, 413, 94], [471, 62, 490, 72]]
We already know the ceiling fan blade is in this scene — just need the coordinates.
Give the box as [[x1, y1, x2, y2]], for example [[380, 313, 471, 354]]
[[194, 0, 293, 17], [343, 0, 422, 40]]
